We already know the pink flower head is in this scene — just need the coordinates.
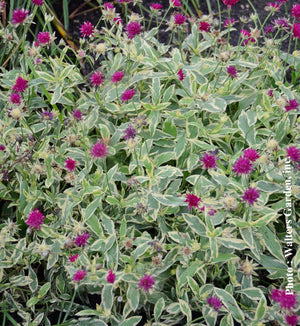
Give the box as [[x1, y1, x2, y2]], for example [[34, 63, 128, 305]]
[[73, 109, 83, 121], [11, 8, 29, 25], [268, 89, 274, 97], [0, 145, 5, 151], [41, 110, 54, 120], [12, 77, 28, 93], [138, 274, 155, 292], [286, 315, 298, 326], [90, 71, 104, 87], [199, 21, 210, 32], [243, 148, 260, 162], [208, 208, 217, 216], [221, 0, 240, 9], [241, 29, 251, 38], [232, 156, 253, 175], [111, 71, 124, 83], [126, 21, 142, 39], [10, 92, 21, 105], [264, 25, 274, 34], [270, 288, 282, 302], [286, 146, 300, 162], [32, 0, 44, 5], [37, 31, 51, 46], [26, 208, 46, 229], [207, 296, 223, 312], [106, 270, 116, 284], [150, 3, 163, 11], [273, 18, 290, 31], [242, 187, 260, 205], [80, 21, 94, 37], [174, 14, 186, 26], [170, 0, 181, 7], [266, 3, 281, 12], [177, 69, 185, 81], [121, 89, 135, 103], [65, 158, 77, 172], [75, 232, 91, 247], [285, 99, 299, 112], [293, 22, 300, 39], [185, 193, 202, 210], [90, 140, 108, 158], [280, 292, 298, 310], [104, 2, 114, 10], [201, 152, 217, 169], [114, 17, 122, 25], [69, 254, 79, 263], [123, 125, 137, 140], [227, 65, 238, 78], [292, 4, 300, 20], [223, 18, 236, 28], [73, 269, 87, 282]]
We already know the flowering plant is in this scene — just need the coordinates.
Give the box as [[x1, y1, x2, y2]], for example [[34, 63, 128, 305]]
[[0, 0, 299, 325]]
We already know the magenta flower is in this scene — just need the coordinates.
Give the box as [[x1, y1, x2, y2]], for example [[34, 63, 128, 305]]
[[199, 21, 210, 32], [138, 274, 155, 292], [32, 0, 44, 6], [292, 4, 300, 19], [285, 99, 299, 112], [114, 17, 122, 25], [242, 187, 260, 205], [201, 152, 217, 169], [227, 66, 238, 78], [185, 194, 202, 210], [65, 158, 77, 172], [268, 89, 274, 97], [271, 289, 298, 310], [12, 77, 28, 93], [111, 71, 124, 83], [286, 146, 300, 162], [73, 269, 87, 282], [10, 92, 21, 105], [208, 208, 217, 216], [73, 109, 83, 121], [106, 270, 116, 284], [174, 14, 186, 26], [123, 125, 137, 140], [25, 208, 46, 229], [104, 2, 114, 10], [221, 0, 240, 8], [41, 111, 54, 120], [80, 21, 94, 37], [90, 71, 104, 87], [150, 3, 163, 10], [293, 22, 300, 39], [32, 0, 44, 5], [90, 140, 108, 158], [232, 156, 253, 176], [69, 254, 79, 263], [170, 0, 182, 7], [273, 18, 290, 31], [121, 89, 135, 103], [223, 18, 236, 28], [177, 69, 185, 81], [126, 21, 142, 39], [264, 25, 274, 34], [207, 296, 223, 312], [75, 232, 91, 247], [266, 3, 280, 12], [37, 31, 51, 46], [243, 148, 260, 162], [0, 145, 5, 151], [270, 288, 282, 302], [286, 315, 298, 326], [11, 8, 29, 25]]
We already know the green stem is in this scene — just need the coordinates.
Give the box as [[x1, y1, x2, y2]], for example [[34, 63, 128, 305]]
[[62, 287, 77, 323]]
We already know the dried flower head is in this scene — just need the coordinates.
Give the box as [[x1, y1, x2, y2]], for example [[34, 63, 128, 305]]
[[239, 257, 258, 276], [266, 139, 279, 151]]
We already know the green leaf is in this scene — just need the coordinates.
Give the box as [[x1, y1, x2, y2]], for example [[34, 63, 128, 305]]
[[178, 299, 192, 322], [227, 219, 251, 228], [83, 197, 100, 221], [214, 288, 244, 322], [255, 297, 267, 321], [86, 215, 103, 237], [237, 287, 264, 301], [26, 296, 39, 308], [152, 194, 185, 207], [237, 110, 257, 145], [50, 85, 62, 105], [102, 285, 114, 312], [220, 313, 234, 326], [38, 282, 50, 299], [256, 181, 283, 193], [120, 316, 142, 326], [183, 213, 207, 236], [127, 283, 140, 312], [202, 97, 227, 113], [258, 226, 284, 260], [174, 133, 186, 160]]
